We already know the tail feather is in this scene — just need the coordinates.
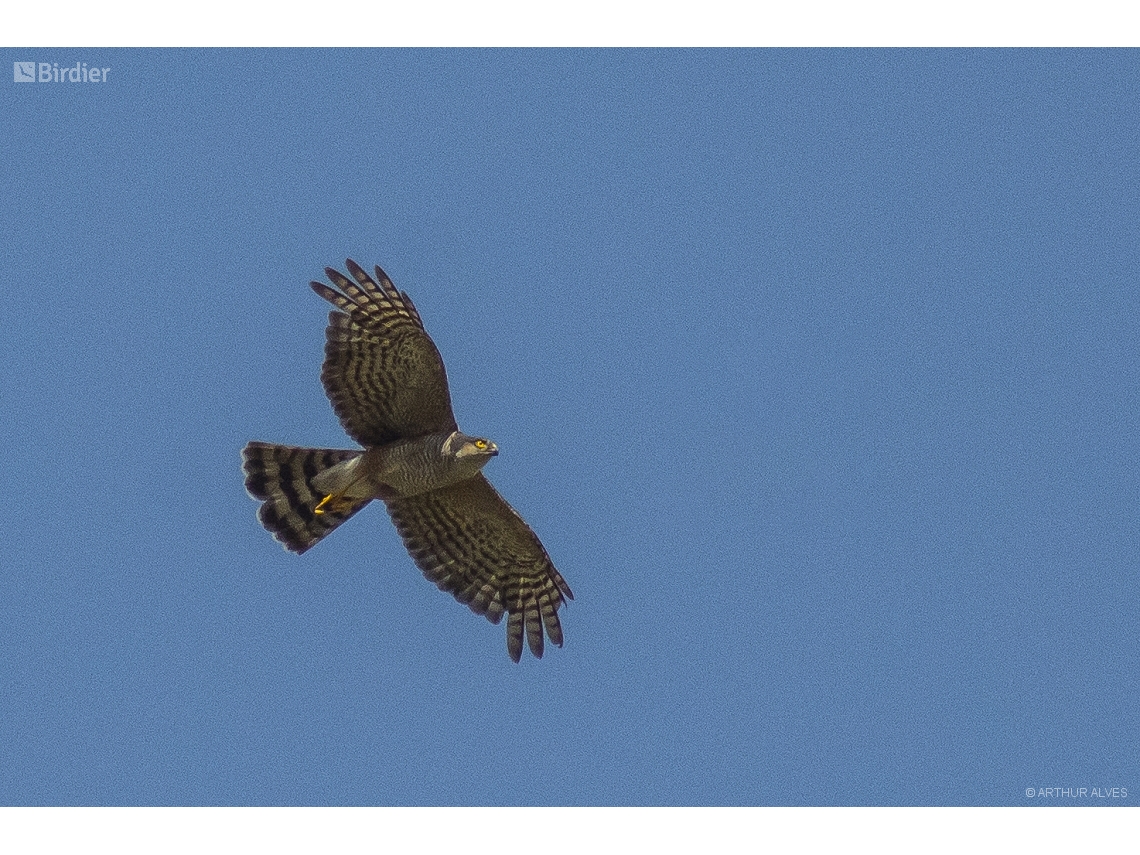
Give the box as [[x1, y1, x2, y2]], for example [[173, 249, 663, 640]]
[[242, 442, 369, 553]]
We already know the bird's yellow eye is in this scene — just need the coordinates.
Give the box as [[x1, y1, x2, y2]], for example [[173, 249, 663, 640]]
[[474, 439, 487, 449]]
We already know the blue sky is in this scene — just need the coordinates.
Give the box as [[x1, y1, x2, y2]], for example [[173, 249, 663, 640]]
[[1, 49, 1136, 806]]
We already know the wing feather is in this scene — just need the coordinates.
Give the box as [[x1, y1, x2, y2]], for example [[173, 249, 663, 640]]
[[384, 474, 573, 662], [310, 261, 458, 446]]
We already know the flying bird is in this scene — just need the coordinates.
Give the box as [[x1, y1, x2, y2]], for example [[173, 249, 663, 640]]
[[242, 260, 572, 661]]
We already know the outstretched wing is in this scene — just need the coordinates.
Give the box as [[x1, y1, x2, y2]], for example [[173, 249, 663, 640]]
[[385, 474, 574, 662], [311, 260, 458, 446]]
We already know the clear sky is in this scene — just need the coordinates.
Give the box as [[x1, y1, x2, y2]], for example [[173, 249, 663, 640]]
[[1, 49, 1136, 807]]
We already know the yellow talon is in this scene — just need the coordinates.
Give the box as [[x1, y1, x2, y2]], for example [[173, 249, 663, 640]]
[[315, 493, 354, 515]]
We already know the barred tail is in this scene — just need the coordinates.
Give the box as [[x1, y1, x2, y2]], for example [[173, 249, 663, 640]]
[[241, 442, 369, 554]]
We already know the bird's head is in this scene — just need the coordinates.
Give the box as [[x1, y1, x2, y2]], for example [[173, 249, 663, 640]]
[[445, 431, 499, 463]]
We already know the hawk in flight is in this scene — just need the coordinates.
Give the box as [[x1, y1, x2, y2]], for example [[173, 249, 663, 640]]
[[242, 261, 572, 661]]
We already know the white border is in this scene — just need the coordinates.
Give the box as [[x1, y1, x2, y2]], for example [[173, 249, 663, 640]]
[[4, 1, 1140, 47], [3, 807, 1137, 854]]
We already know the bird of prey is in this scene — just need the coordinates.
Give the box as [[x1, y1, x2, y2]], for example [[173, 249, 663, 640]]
[[242, 260, 572, 662]]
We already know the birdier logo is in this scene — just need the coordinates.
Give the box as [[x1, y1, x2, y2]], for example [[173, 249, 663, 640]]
[[13, 61, 110, 83]]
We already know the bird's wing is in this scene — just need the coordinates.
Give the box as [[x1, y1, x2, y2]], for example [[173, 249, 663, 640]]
[[384, 474, 573, 662], [311, 260, 458, 446]]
